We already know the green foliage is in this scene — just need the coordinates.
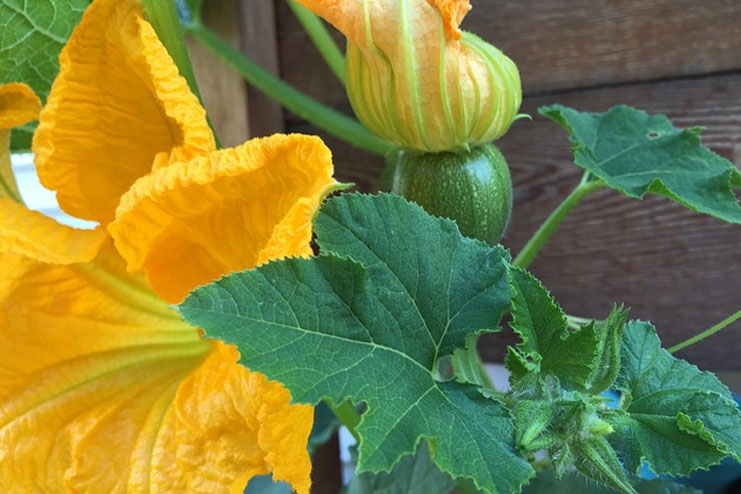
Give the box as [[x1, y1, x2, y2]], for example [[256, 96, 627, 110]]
[[522, 470, 701, 494], [506, 267, 628, 393], [541, 104, 741, 224], [181, 193, 741, 494], [347, 443, 455, 494], [605, 321, 741, 476], [243, 474, 292, 494], [180, 193, 534, 494], [0, 0, 89, 150]]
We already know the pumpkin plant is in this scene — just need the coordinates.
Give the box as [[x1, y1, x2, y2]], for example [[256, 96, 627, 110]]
[[1, 0, 740, 493]]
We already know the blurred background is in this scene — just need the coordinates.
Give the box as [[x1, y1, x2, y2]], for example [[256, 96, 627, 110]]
[[185, 0, 741, 375]]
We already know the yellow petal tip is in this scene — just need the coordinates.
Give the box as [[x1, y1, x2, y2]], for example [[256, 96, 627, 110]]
[[426, 0, 472, 39]]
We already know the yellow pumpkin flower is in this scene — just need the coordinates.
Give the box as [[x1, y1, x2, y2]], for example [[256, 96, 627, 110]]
[[295, 0, 522, 152], [0, 0, 340, 492]]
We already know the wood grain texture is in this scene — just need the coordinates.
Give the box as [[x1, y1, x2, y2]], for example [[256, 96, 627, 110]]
[[274, 0, 741, 107], [287, 73, 741, 371], [240, 0, 284, 136], [186, 0, 250, 147]]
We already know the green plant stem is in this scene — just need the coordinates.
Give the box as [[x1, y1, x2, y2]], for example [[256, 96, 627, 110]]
[[332, 400, 361, 442], [513, 174, 605, 269], [454, 336, 496, 390], [287, 1, 346, 85], [669, 310, 741, 354], [186, 22, 393, 156], [141, 0, 202, 100]]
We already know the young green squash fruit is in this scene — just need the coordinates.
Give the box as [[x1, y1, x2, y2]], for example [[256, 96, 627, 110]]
[[390, 144, 513, 245]]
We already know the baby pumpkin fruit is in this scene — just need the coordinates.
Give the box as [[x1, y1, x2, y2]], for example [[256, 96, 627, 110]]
[[391, 144, 513, 245]]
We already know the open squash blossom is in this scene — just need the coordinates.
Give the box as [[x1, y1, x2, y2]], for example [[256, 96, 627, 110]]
[[295, 0, 522, 152], [0, 0, 340, 492]]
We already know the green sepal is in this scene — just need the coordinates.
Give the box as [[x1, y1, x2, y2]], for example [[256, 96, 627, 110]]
[[574, 436, 637, 494], [585, 306, 629, 394], [514, 400, 554, 452]]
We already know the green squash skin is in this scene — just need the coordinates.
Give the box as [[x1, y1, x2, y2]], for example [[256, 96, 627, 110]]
[[390, 144, 513, 245]]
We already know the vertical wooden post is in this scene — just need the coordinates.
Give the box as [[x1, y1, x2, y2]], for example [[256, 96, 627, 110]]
[[239, 0, 285, 136], [186, 0, 250, 146]]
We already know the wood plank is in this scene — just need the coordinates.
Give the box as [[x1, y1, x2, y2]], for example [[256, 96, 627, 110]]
[[239, 0, 284, 136], [274, 0, 741, 116], [286, 72, 741, 371], [186, 0, 250, 147]]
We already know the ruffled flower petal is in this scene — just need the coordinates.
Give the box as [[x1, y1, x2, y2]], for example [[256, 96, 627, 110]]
[[0, 82, 41, 129], [108, 134, 338, 303], [0, 243, 313, 494], [0, 198, 107, 264], [0, 82, 41, 201], [33, 0, 215, 224]]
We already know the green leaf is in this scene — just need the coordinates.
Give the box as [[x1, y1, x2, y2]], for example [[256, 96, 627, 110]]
[[243, 474, 292, 494], [522, 469, 701, 494], [506, 267, 600, 390], [574, 436, 637, 494], [347, 443, 455, 494], [606, 321, 741, 476], [541, 104, 741, 224], [180, 194, 534, 494], [0, 0, 90, 150]]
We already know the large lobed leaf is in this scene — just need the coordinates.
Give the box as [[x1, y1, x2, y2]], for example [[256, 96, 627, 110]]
[[347, 443, 455, 494], [606, 321, 741, 476], [180, 194, 534, 494], [0, 0, 89, 149], [541, 104, 741, 224]]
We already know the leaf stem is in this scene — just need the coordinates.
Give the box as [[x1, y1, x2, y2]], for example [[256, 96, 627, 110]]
[[513, 174, 605, 269], [287, 1, 346, 85], [186, 22, 393, 156], [332, 400, 361, 442], [668, 310, 741, 354]]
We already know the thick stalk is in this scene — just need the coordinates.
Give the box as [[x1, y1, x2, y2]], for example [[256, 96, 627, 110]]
[[187, 23, 393, 156], [287, 1, 346, 85], [141, 0, 202, 100], [332, 400, 361, 442], [513, 175, 605, 269], [669, 310, 741, 354]]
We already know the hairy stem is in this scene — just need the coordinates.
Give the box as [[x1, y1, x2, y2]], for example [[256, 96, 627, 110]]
[[669, 310, 741, 354], [513, 174, 605, 269], [332, 400, 362, 442], [187, 22, 393, 156], [287, 1, 346, 85]]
